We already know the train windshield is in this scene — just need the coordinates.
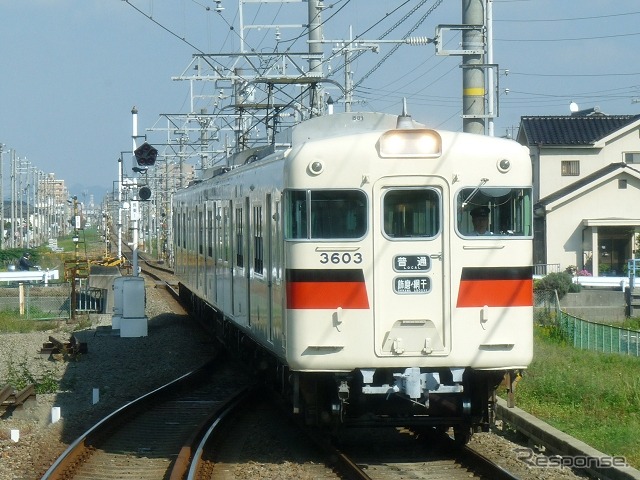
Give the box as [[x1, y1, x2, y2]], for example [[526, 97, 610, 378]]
[[285, 189, 367, 240], [383, 188, 440, 238], [457, 187, 533, 237]]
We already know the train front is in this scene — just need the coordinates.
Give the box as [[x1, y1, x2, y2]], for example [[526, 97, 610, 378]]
[[282, 111, 533, 439]]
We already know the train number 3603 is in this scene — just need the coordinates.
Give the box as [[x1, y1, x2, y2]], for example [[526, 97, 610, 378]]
[[320, 252, 363, 264]]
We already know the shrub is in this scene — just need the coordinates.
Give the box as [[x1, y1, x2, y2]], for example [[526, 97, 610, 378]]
[[534, 271, 574, 299]]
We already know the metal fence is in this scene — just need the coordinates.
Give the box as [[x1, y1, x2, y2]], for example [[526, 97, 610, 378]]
[[534, 290, 640, 358], [76, 279, 105, 313], [0, 280, 106, 320], [557, 311, 640, 356], [0, 283, 72, 320]]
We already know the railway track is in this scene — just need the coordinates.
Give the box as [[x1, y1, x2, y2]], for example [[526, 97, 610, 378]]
[[41, 356, 254, 480], [110, 248, 604, 479], [339, 427, 520, 480], [189, 394, 520, 480]]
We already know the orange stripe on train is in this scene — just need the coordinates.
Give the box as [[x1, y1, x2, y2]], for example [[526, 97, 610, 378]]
[[286, 269, 370, 309], [456, 266, 533, 308]]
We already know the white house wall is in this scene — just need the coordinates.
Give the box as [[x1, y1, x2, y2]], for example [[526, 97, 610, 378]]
[[538, 147, 602, 200], [544, 171, 640, 270], [536, 125, 640, 201]]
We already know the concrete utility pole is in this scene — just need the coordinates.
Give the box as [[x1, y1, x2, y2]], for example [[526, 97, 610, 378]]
[[10, 150, 16, 249], [462, 0, 486, 135], [308, 0, 324, 114], [486, 0, 495, 136], [131, 107, 140, 277]]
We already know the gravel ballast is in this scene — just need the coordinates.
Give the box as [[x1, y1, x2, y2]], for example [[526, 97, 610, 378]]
[[0, 280, 588, 480], [0, 282, 215, 479]]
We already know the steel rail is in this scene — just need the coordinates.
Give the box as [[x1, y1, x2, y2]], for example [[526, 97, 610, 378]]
[[40, 356, 220, 480]]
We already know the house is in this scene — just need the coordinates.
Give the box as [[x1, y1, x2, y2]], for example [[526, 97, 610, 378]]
[[517, 110, 640, 277]]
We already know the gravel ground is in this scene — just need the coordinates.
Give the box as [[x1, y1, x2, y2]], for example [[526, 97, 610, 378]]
[[0, 280, 215, 480], [0, 277, 588, 480]]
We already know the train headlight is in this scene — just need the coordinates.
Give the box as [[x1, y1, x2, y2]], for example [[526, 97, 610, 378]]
[[378, 129, 442, 158], [497, 158, 511, 173], [308, 160, 324, 175]]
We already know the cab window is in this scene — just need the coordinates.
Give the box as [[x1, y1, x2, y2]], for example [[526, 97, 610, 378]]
[[457, 187, 533, 237], [383, 188, 440, 238]]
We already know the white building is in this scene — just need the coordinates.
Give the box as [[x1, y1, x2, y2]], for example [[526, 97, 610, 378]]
[[517, 110, 640, 277]]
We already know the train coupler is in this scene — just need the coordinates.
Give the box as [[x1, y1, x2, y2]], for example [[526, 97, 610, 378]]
[[360, 367, 465, 401]]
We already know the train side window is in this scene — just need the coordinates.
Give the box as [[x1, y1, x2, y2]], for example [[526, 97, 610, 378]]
[[310, 190, 366, 239], [215, 205, 222, 261], [198, 210, 204, 255], [383, 189, 440, 238], [181, 212, 186, 248], [254, 205, 264, 275], [285, 189, 367, 240], [235, 207, 243, 267], [207, 210, 213, 258], [285, 190, 307, 239], [223, 206, 230, 263], [457, 187, 533, 237]]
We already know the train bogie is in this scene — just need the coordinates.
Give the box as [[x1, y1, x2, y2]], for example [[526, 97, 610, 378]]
[[174, 110, 533, 438]]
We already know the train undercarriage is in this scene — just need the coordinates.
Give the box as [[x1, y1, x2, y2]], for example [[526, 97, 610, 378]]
[[182, 285, 509, 445], [291, 366, 505, 444]]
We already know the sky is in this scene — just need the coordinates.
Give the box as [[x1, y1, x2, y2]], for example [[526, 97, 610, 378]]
[[2, 0, 640, 203]]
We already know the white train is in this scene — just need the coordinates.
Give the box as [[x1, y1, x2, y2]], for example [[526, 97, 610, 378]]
[[173, 108, 533, 443]]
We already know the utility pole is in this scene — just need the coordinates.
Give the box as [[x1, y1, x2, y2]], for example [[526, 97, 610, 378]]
[[486, 0, 495, 136], [131, 107, 140, 277], [72, 196, 79, 320], [308, 0, 324, 115], [462, 0, 486, 135], [117, 154, 123, 262], [10, 150, 16, 249]]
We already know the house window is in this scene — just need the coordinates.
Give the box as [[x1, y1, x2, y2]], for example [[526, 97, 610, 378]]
[[619, 179, 628, 189], [624, 152, 640, 164], [561, 160, 580, 176]]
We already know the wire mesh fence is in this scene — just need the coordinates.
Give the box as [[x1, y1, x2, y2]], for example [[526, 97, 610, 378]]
[[535, 290, 640, 358], [0, 282, 72, 320], [557, 311, 640, 357]]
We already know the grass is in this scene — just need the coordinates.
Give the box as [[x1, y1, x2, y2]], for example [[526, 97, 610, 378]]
[[510, 325, 640, 469], [0, 311, 60, 333]]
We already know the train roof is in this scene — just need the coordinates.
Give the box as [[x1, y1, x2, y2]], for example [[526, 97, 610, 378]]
[[278, 112, 425, 145]]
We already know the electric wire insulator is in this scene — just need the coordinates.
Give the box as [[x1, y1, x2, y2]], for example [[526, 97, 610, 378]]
[[405, 36, 433, 46]]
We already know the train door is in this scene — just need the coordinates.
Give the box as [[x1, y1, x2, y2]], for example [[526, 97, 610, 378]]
[[205, 202, 215, 301], [372, 178, 450, 357], [265, 193, 274, 341], [232, 198, 249, 326], [216, 202, 233, 313], [249, 198, 268, 336], [197, 206, 205, 294], [188, 206, 197, 289], [270, 194, 284, 347]]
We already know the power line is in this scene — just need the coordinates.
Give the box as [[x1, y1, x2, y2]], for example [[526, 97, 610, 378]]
[[496, 11, 640, 22], [508, 71, 640, 78], [495, 31, 640, 42]]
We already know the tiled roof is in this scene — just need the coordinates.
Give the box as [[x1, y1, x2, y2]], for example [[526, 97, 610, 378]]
[[519, 115, 640, 146]]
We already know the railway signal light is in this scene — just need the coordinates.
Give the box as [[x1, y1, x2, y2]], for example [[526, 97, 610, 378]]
[[138, 186, 152, 201], [134, 142, 158, 166]]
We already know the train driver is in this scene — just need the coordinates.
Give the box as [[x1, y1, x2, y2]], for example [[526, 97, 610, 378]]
[[470, 206, 492, 235]]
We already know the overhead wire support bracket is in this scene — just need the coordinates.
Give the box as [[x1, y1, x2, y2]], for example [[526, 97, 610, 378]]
[[435, 24, 485, 56]]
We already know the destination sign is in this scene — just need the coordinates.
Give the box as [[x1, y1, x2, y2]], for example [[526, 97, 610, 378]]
[[393, 255, 431, 272], [394, 276, 431, 294]]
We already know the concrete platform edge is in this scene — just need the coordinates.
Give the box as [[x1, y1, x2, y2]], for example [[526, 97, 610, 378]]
[[496, 397, 640, 480]]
